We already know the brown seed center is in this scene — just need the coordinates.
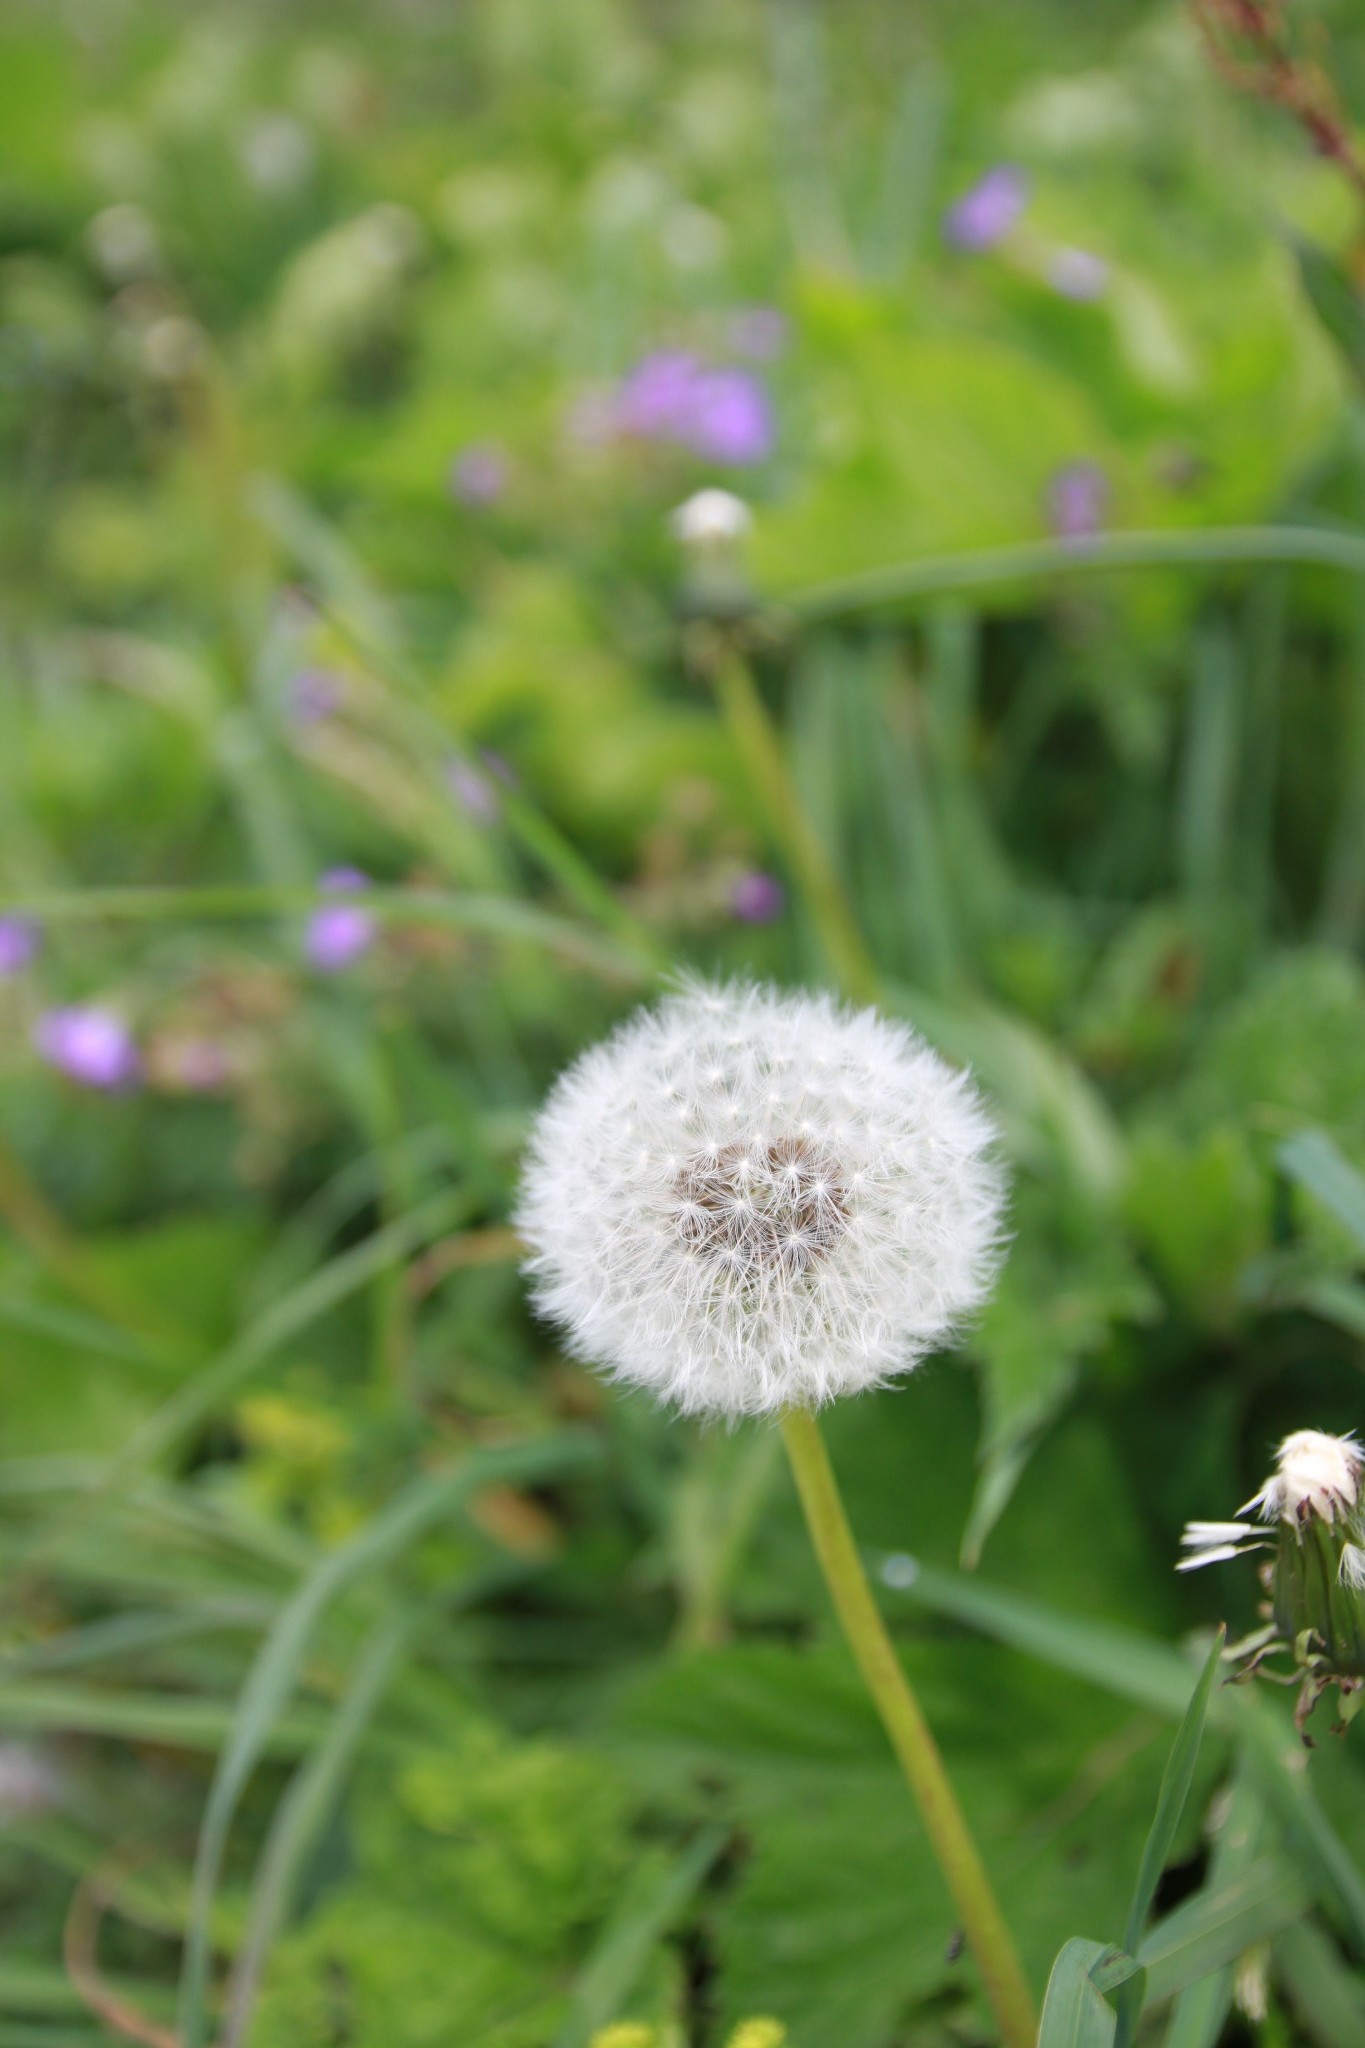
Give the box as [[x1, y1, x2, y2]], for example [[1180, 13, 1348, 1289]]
[[673, 1137, 848, 1280]]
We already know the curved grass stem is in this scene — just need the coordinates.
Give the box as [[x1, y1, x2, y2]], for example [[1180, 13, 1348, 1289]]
[[706, 643, 879, 1005], [779, 1406, 1037, 2048]]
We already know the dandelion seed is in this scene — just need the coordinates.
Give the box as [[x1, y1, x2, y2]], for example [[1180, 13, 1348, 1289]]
[[517, 981, 1004, 1418]]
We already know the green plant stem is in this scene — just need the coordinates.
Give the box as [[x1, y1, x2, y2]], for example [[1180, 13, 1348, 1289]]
[[779, 1407, 1037, 2048], [707, 643, 879, 1004]]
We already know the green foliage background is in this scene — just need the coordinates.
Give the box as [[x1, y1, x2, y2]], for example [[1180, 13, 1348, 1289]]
[[6, 0, 1365, 2042]]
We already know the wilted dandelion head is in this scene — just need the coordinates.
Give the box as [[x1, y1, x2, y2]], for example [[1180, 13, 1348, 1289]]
[[1249, 1430, 1363, 1527], [517, 981, 1005, 1419]]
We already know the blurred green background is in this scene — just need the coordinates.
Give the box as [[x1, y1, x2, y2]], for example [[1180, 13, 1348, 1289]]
[[7, 0, 1365, 2043]]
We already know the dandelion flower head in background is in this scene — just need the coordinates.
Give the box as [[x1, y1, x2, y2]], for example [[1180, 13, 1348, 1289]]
[[517, 981, 1005, 1418], [1179, 1428, 1365, 1733]]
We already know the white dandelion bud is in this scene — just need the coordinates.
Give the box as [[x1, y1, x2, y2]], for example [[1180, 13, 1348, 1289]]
[[670, 488, 753, 548], [516, 980, 1006, 1419], [669, 490, 753, 618], [1243, 1428, 1363, 1527], [1178, 1429, 1365, 1735]]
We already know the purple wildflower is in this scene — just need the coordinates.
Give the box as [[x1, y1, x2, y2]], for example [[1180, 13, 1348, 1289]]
[[1047, 247, 1109, 302], [449, 443, 509, 508], [728, 306, 788, 361], [0, 916, 40, 977], [942, 165, 1029, 253], [1047, 461, 1108, 543], [615, 350, 705, 441], [731, 870, 785, 924], [35, 1007, 141, 1091], [305, 867, 376, 972], [683, 368, 773, 466], [287, 669, 343, 726]]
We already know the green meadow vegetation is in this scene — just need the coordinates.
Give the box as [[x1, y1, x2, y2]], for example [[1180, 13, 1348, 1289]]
[[7, 1, 1365, 2043]]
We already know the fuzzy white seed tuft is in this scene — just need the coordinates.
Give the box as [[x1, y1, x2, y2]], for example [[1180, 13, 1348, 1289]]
[[1245, 1430, 1363, 1526], [516, 980, 1005, 1418]]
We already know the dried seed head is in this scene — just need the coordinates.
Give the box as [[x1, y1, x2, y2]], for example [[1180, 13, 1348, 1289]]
[[1245, 1429, 1363, 1527], [516, 980, 1005, 1418]]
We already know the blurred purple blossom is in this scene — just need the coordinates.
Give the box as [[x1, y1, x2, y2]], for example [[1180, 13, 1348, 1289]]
[[287, 668, 343, 726], [728, 306, 788, 361], [35, 1006, 141, 1091], [1047, 247, 1109, 302], [615, 350, 704, 440], [684, 368, 773, 465], [612, 350, 773, 465], [731, 870, 785, 924], [1047, 461, 1108, 543], [306, 867, 376, 972], [942, 165, 1029, 252], [0, 916, 40, 977], [449, 443, 509, 508]]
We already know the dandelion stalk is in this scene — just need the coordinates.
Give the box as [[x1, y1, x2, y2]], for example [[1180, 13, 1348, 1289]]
[[704, 643, 879, 1006], [779, 1406, 1037, 2048]]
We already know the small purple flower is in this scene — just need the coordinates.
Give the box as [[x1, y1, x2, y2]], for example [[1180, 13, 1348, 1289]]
[[942, 165, 1029, 253], [615, 350, 705, 440], [683, 368, 773, 466], [1047, 461, 1108, 543], [0, 916, 40, 977], [305, 868, 376, 973], [728, 306, 788, 361], [449, 443, 509, 509], [731, 870, 785, 924], [287, 669, 343, 726], [35, 1007, 141, 1091], [1047, 247, 1109, 302]]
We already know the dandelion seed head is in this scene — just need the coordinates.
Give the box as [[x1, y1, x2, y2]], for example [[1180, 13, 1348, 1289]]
[[1248, 1430, 1363, 1527], [516, 981, 1005, 1418]]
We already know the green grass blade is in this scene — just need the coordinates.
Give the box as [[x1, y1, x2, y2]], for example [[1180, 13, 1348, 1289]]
[[551, 1825, 729, 2048], [886, 1557, 1195, 1716], [1037, 1939, 1142, 2048], [1162, 1772, 1268, 2048], [893, 1561, 1365, 1950], [1278, 1129, 1365, 1249], [781, 524, 1365, 621], [219, 1608, 416, 2048], [1140, 1854, 1307, 2004], [1122, 1627, 1226, 1958], [1274, 1919, 1365, 2047], [177, 1430, 600, 2048], [1115, 1627, 1225, 2047]]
